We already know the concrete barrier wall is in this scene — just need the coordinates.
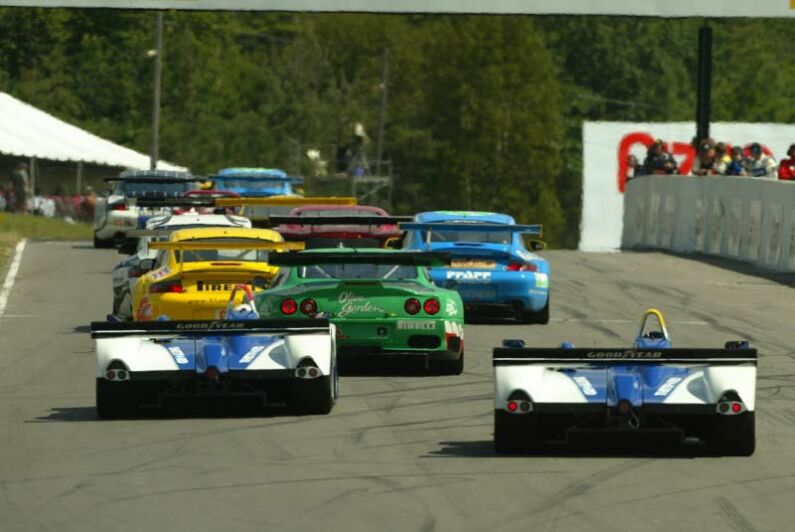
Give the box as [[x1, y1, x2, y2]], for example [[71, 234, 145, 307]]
[[622, 176, 795, 272]]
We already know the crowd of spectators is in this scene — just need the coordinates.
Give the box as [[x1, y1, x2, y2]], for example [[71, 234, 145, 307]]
[[2, 162, 97, 222], [627, 138, 795, 182]]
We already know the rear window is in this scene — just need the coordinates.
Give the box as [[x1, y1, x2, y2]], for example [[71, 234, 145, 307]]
[[297, 209, 379, 218], [297, 263, 418, 280], [174, 238, 271, 263], [118, 181, 191, 196], [428, 229, 511, 244], [218, 178, 286, 191]]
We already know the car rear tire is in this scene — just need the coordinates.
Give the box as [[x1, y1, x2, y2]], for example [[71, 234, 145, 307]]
[[96, 380, 137, 419], [291, 376, 335, 415], [494, 411, 540, 454], [520, 296, 550, 325], [709, 412, 755, 456], [93, 234, 114, 249], [429, 351, 464, 376]]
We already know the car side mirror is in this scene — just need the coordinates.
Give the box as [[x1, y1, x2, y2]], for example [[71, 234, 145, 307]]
[[528, 239, 546, 251], [138, 259, 155, 273], [118, 238, 138, 255], [384, 236, 402, 249]]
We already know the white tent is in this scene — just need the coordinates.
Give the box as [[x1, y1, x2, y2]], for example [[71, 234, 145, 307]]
[[0, 92, 186, 171]]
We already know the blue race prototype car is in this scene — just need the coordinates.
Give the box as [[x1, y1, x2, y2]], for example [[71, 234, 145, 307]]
[[400, 211, 549, 323]]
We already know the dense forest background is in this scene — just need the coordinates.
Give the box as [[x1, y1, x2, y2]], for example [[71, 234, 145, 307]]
[[0, 10, 794, 246]]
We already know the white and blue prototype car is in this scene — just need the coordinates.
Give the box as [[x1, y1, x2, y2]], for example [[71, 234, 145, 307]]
[[92, 290, 338, 417], [493, 309, 757, 455]]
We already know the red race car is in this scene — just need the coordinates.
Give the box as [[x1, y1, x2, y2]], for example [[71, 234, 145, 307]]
[[271, 205, 411, 248]]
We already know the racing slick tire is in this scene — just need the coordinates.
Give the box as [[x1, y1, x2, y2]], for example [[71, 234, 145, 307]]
[[494, 411, 540, 454], [291, 375, 336, 415], [520, 296, 550, 325], [708, 412, 755, 456], [96, 380, 137, 419], [429, 351, 464, 376], [93, 233, 114, 249]]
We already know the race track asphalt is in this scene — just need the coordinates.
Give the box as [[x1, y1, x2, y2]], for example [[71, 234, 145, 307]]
[[1, 241, 794, 532]]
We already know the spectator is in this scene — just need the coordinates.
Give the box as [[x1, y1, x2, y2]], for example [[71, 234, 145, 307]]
[[743, 142, 777, 178], [778, 144, 795, 181], [691, 139, 718, 175], [725, 146, 748, 176], [714, 142, 732, 174], [643, 139, 677, 175], [626, 154, 643, 181], [10, 162, 30, 213]]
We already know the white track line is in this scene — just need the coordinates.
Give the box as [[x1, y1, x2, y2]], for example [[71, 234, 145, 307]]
[[0, 239, 27, 318]]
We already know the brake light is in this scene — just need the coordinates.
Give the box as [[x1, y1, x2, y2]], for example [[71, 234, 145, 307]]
[[507, 401, 518, 412], [281, 298, 297, 315], [505, 262, 537, 272], [404, 298, 421, 315], [111, 204, 128, 211], [300, 298, 317, 315], [150, 280, 183, 293], [423, 298, 440, 315], [731, 402, 742, 413]]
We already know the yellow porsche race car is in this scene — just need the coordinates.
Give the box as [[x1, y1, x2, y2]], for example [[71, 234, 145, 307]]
[[131, 227, 303, 321]]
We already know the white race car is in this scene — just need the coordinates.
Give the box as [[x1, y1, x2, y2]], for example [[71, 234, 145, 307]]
[[111, 210, 251, 319], [93, 170, 198, 248], [493, 309, 757, 455], [92, 288, 338, 417]]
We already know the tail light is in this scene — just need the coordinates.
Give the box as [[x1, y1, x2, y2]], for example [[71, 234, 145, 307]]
[[111, 204, 128, 211], [505, 262, 537, 272], [300, 298, 317, 315], [150, 280, 183, 293], [281, 298, 297, 315], [423, 298, 440, 315], [404, 298, 421, 315], [717, 400, 746, 415]]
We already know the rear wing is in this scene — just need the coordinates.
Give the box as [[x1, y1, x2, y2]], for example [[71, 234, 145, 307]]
[[91, 318, 330, 339], [268, 215, 412, 228], [126, 197, 219, 208], [268, 251, 451, 267], [493, 347, 757, 366], [104, 177, 199, 184], [400, 222, 542, 236], [215, 196, 357, 208], [148, 241, 305, 252]]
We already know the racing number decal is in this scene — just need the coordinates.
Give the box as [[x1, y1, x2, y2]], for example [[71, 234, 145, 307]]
[[239, 345, 267, 364], [167, 346, 189, 365], [654, 377, 683, 397]]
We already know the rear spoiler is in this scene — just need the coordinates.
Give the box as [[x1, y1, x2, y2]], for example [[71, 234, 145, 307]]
[[91, 318, 329, 339], [493, 347, 757, 366], [268, 215, 412, 227], [268, 251, 451, 267], [126, 197, 219, 208], [400, 222, 542, 236], [148, 241, 305, 251], [215, 196, 357, 208]]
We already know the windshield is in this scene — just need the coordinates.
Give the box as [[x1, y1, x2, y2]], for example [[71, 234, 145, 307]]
[[427, 229, 511, 244], [174, 238, 272, 263], [297, 209, 379, 218], [117, 181, 192, 196], [218, 178, 286, 191], [297, 263, 418, 280]]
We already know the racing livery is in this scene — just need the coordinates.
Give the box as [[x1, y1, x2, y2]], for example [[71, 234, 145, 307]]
[[255, 249, 465, 374], [93, 170, 198, 248], [92, 295, 337, 417], [269, 204, 411, 248], [401, 211, 549, 323], [492, 309, 757, 455], [131, 227, 302, 321]]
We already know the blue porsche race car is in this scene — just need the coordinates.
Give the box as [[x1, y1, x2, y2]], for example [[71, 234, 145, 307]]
[[401, 211, 549, 323], [211, 167, 302, 198]]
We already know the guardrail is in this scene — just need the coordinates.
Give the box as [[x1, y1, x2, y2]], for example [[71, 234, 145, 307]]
[[622, 175, 795, 272]]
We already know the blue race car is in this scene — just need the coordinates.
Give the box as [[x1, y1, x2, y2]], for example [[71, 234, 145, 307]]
[[211, 167, 302, 197], [401, 211, 549, 323]]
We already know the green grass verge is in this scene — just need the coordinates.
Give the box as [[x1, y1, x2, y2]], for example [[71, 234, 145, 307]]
[[0, 212, 93, 268]]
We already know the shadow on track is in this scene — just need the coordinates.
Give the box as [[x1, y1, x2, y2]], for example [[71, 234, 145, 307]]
[[29, 404, 316, 422], [72, 324, 92, 333], [428, 437, 708, 459], [647, 250, 795, 288]]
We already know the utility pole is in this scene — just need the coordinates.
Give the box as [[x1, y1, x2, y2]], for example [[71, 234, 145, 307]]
[[375, 47, 390, 176], [695, 23, 712, 143], [150, 12, 164, 170]]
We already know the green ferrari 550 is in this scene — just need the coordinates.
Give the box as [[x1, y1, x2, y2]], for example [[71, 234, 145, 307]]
[[256, 249, 465, 375]]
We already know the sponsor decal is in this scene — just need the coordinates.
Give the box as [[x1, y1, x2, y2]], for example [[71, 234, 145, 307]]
[[517, 249, 535, 261], [445, 299, 458, 316], [197, 280, 249, 292], [573, 376, 597, 396], [167, 346, 189, 365], [586, 350, 663, 359], [150, 267, 171, 280], [174, 321, 247, 330], [396, 320, 436, 330], [239, 345, 267, 364], [446, 271, 492, 282], [533, 272, 549, 288], [444, 320, 464, 339], [654, 376, 684, 397], [337, 292, 385, 318]]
